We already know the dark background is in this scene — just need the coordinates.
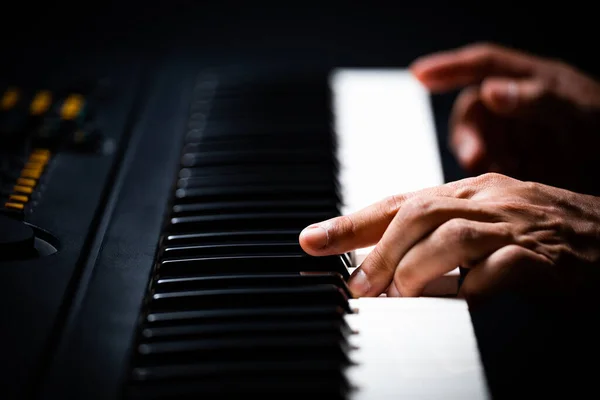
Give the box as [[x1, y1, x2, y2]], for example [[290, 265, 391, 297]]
[[2, 2, 598, 71], [3, 2, 597, 182]]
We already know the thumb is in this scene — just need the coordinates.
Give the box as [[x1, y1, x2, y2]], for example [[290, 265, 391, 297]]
[[480, 77, 550, 117]]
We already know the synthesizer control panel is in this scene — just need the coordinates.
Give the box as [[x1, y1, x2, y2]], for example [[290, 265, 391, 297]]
[[0, 56, 145, 398]]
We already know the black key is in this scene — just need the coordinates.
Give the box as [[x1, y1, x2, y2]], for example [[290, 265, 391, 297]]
[[177, 172, 335, 188], [140, 319, 351, 341], [183, 132, 332, 148], [129, 359, 348, 382], [173, 185, 339, 204], [171, 199, 338, 216], [181, 138, 332, 153], [149, 285, 351, 312], [167, 211, 336, 232], [157, 254, 350, 279], [145, 305, 349, 327], [180, 149, 335, 168], [128, 379, 347, 399], [178, 164, 336, 179], [135, 334, 350, 365], [160, 242, 303, 259], [162, 229, 301, 246], [154, 272, 352, 297], [188, 120, 336, 139], [128, 360, 348, 398]]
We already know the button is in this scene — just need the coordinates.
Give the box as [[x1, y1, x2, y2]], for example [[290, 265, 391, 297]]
[[30, 91, 52, 115], [24, 161, 45, 170], [16, 178, 36, 187], [4, 202, 24, 210], [13, 185, 33, 194], [60, 94, 85, 120], [9, 194, 28, 202], [1, 87, 19, 110], [20, 169, 42, 179]]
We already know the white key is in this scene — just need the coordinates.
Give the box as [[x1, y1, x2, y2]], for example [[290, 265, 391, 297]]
[[331, 68, 459, 296], [345, 297, 491, 400], [331, 69, 490, 399]]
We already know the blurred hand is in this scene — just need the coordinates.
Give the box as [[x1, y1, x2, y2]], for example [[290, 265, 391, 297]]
[[299, 173, 600, 304], [410, 43, 600, 195]]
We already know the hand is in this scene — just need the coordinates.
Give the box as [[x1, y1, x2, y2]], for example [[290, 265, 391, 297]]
[[299, 173, 600, 304], [410, 43, 600, 195]]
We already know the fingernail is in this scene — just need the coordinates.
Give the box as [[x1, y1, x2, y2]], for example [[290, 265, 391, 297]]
[[300, 225, 329, 249], [490, 81, 518, 111], [348, 268, 370, 297], [455, 129, 478, 165]]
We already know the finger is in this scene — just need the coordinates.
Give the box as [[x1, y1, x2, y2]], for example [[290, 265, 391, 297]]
[[347, 196, 500, 297], [480, 77, 550, 116], [299, 195, 401, 255], [458, 244, 556, 308], [386, 282, 401, 297], [450, 86, 520, 175], [392, 220, 512, 297], [299, 184, 462, 256], [448, 87, 489, 172], [410, 43, 538, 92]]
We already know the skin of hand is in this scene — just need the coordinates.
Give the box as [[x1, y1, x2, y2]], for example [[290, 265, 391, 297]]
[[410, 43, 600, 195], [299, 173, 600, 304]]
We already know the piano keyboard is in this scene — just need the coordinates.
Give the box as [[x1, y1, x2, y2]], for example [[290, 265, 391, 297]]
[[125, 71, 355, 398], [125, 68, 490, 399]]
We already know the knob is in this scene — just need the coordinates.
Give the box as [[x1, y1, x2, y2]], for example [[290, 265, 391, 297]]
[[0, 214, 38, 261]]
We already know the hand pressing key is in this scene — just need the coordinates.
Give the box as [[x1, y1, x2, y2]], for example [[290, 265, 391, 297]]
[[299, 173, 600, 305]]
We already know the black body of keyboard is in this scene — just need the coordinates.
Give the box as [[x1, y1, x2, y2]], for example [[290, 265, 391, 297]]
[[1, 51, 354, 399]]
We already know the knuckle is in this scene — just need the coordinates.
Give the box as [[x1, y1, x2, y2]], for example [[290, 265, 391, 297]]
[[395, 258, 428, 296], [520, 179, 539, 193], [459, 280, 483, 302], [395, 197, 436, 227], [452, 86, 480, 114], [474, 172, 509, 188], [454, 184, 476, 199], [402, 196, 435, 218], [458, 173, 505, 198], [497, 222, 514, 241], [379, 195, 402, 219], [452, 176, 479, 197], [458, 278, 477, 298], [497, 244, 527, 268], [439, 218, 477, 244], [480, 172, 505, 182], [368, 246, 395, 274], [469, 41, 498, 56], [458, 175, 478, 187], [394, 271, 422, 296], [547, 58, 571, 74], [468, 42, 501, 69]]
